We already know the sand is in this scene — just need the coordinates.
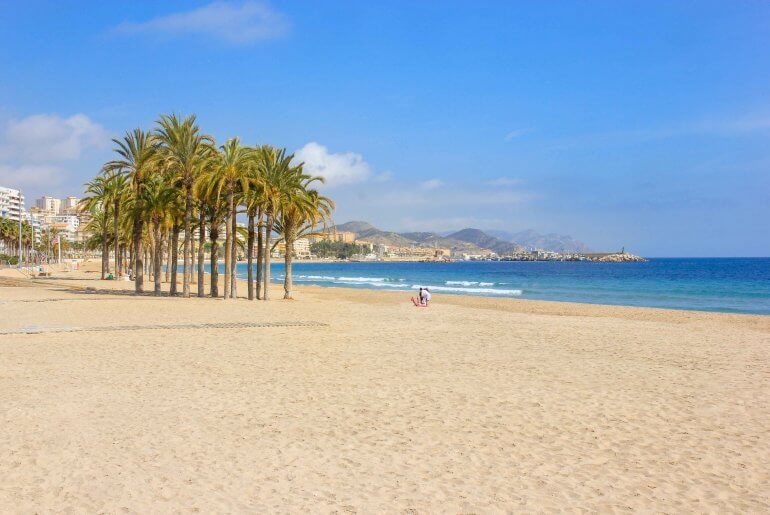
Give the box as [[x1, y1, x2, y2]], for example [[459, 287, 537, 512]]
[[1, 262, 769, 512]]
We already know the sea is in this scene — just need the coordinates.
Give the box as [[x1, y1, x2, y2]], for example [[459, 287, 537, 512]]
[[229, 258, 770, 315]]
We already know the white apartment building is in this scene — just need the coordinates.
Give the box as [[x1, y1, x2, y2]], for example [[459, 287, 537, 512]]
[[62, 196, 79, 210], [293, 238, 311, 258], [47, 215, 80, 242], [35, 195, 62, 214], [0, 186, 25, 221]]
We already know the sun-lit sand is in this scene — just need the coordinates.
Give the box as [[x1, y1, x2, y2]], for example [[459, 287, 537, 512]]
[[1, 262, 769, 512]]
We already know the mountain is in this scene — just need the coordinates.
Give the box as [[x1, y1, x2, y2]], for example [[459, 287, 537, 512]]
[[333, 221, 587, 255], [487, 229, 590, 253], [333, 221, 414, 247], [447, 228, 526, 255]]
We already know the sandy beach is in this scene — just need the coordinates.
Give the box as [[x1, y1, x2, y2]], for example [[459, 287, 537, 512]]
[[1, 263, 769, 512]]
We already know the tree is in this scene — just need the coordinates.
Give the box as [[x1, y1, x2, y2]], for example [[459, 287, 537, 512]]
[[82, 175, 112, 279], [155, 114, 215, 298], [105, 129, 161, 293], [274, 173, 334, 299]]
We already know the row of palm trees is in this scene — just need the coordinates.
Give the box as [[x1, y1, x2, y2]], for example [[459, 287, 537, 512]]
[[0, 218, 68, 264], [81, 113, 334, 299]]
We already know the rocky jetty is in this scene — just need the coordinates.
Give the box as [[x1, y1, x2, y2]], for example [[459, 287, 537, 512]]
[[595, 253, 647, 263]]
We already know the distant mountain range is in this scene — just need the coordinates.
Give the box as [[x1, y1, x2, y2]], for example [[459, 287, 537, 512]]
[[486, 229, 591, 253], [333, 221, 591, 254]]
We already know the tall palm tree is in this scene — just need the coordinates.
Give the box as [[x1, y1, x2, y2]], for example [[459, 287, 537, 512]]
[[103, 170, 130, 279], [199, 138, 253, 299], [141, 175, 175, 296], [104, 128, 161, 293], [274, 173, 334, 299], [155, 114, 215, 298], [254, 145, 298, 300], [242, 169, 267, 300], [82, 175, 111, 279]]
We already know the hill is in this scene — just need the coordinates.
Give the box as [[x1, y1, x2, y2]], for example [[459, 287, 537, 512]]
[[487, 229, 590, 253], [447, 228, 526, 255]]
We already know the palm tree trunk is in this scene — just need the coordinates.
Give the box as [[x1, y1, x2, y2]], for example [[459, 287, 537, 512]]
[[230, 207, 238, 299], [170, 225, 180, 295], [165, 231, 171, 283], [197, 210, 206, 297], [284, 234, 294, 299], [113, 201, 120, 279], [263, 214, 273, 300], [101, 235, 109, 279], [255, 209, 264, 300], [133, 216, 144, 293], [153, 222, 162, 296], [182, 182, 192, 297], [247, 211, 255, 300], [148, 230, 156, 281], [209, 222, 220, 298], [223, 191, 233, 299]]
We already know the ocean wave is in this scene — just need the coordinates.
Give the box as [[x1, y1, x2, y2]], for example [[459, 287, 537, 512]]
[[337, 276, 387, 282], [414, 284, 523, 296], [446, 280, 479, 286]]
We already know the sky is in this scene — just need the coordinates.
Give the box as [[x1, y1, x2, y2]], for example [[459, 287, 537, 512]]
[[1, 1, 769, 256]]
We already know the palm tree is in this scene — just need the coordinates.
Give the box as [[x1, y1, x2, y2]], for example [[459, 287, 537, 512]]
[[254, 145, 298, 300], [242, 170, 267, 300], [198, 138, 253, 299], [105, 128, 161, 293], [274, 173, 334, 299], [141, 175, 175, 296], [155, 114, 215, 298], [103, 170, 130, 279], [82, 175, 111, 279]]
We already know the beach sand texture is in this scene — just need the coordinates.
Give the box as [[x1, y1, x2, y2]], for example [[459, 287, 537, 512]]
[[1, 265, 769, 512]]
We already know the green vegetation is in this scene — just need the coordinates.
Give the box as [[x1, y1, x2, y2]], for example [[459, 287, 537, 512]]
[[83, 112, 335, 299], [310, 241, 366, 259]]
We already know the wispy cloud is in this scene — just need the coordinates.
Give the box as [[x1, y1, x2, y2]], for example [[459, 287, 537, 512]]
[[554, 111, 770, 149], [504, 128, 532, 141], [485, 177, 521, 187], [420, 179, 444, 190], [114, 1, 289, 45]]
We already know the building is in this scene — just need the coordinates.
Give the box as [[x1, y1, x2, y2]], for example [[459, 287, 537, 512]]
[[62, 196, 79, 211], [0, 186, 25, 221], [293, 238, 311, 258], [47, 215, 80, 242], [35, 195, 61, 214], [313, 230, 357, 244]]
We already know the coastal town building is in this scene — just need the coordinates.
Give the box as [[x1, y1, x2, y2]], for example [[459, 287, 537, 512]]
[[35, 195, 61, 214], [0, 186, 25, 222]]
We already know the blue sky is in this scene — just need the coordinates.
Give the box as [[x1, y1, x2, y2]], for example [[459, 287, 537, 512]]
[[1, 1, 769, 256]]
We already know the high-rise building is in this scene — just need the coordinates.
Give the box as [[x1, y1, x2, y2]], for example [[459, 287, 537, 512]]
[[59, 197, 80, 215], [0, 186, 25, 221], [35, 195, 61, 214]]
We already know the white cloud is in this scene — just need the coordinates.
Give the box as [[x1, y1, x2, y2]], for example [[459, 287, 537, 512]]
[[504, 128, 531, 141], [294, 142, 371, 187], [420, 179, 444, 190], [115, 1, 289, 44], [485, 177, 521, 187], [0, 113, 108, 162], [0, 164, 63, 190]]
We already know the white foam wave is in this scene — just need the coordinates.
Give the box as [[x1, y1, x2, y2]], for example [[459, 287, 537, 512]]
[[337, 276, 387, 282], [414, 284, 523, 296]]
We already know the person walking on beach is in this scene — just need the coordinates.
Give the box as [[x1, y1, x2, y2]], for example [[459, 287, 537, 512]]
[[422, 287, 431, 306]]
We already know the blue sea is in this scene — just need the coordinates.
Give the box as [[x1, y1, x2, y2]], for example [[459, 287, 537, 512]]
[[229, 258, 770, 315]]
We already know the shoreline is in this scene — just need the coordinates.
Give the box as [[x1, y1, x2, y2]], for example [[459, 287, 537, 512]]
[[3, 264, 769, 327]]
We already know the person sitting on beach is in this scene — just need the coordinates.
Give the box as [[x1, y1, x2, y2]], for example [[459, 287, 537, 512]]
[[411, 287, 430, 307]]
